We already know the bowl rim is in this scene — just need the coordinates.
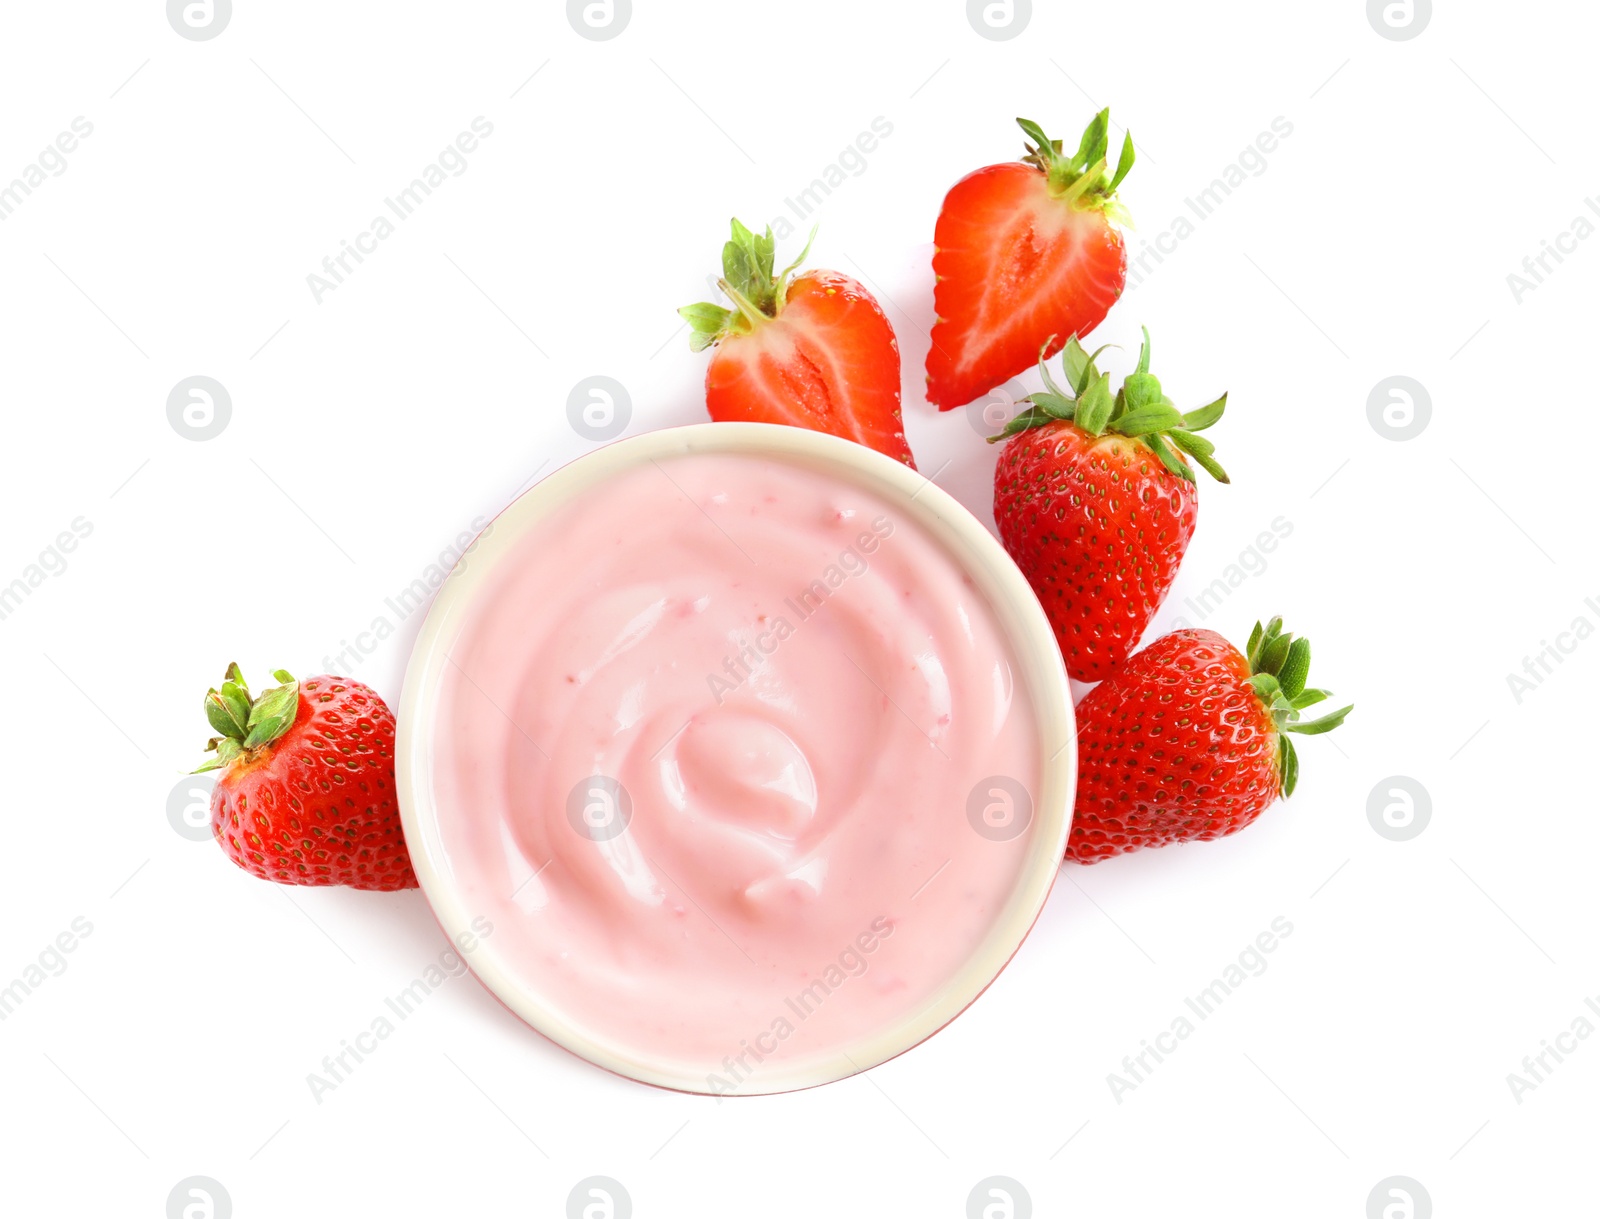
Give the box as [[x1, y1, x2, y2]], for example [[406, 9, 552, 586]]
[[395, 421, 1075, 1095]]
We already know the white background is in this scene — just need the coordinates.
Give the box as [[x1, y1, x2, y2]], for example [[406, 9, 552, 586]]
[[1, 1, 1594, 1214]]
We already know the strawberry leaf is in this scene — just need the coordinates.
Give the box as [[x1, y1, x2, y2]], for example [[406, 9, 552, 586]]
[[1121, 375, 1166, 413], [1038, 339, 1072, 400], [1075, 372, 1115, 436], [1057, 338, 1116, 397], [1168, 431, 1229, 482], [242, 675, 299, 751], [988, 404, 1061, 444], [678, 302, 733, 352], [1115, 404, 1183, 436], [1108, 130, 1136, 193], [682, 219, 813, 350], [1260, 629, 1294, 677], [1278, 638, 1312, 699], [196, 667, 302, 772], [723, 219, 766, 298], [775, 224, 818, 296], [1194, 452, 1230, 484], [1181, 394, 1227, 432], [1238, 616, 1352, 797], [1026, 391, 1077, 420], [1286, 704, 1354, 736], [1166, 428, 1213, 457], [722, 221, 755, 289], [1248, 672, 1282, 702], [1242, 614, 1352, 774], [999, 324, 1226, 489], [1017, 117, 1054, 157], [752, 226, 775, 282], [679, 302, 731, 327], [1279, 735, 1300, 798], [1017, 110, 1135, 216], [205, 689, 247, 739], [1145, 432, 1192, 481], [1083, 345, 1116, 384], [193, 736, 241, 774], [219, 680, 251, 729], [1251, 616, 1284, 668], [1071, 108, 1109, 172]]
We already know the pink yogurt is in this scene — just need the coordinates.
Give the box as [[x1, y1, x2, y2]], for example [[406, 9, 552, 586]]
[[429, 449, 1040, 1091]]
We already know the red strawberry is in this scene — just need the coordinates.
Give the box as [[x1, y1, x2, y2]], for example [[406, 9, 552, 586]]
[[928, 110, 1134, 410], [1068, 618, 1353, 863], [680, 219, 914, 467], [195, 666, 416, 891], [991, 329, 1227, 682]]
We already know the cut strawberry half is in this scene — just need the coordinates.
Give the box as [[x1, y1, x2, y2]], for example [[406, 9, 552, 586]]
[[680, 220, 915, 467], [928, 110, 1134, 410]]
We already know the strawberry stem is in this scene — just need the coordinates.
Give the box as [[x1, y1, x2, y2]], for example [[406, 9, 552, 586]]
[[1243, 618, 1354, 797], [1018, 110, 1134, 220], [1057, 157, 1108, 208], [990, 329, 1230, 486], [196, 666, 300, 773], [717, 278, 770, 331], [679, 219, 817, 353]]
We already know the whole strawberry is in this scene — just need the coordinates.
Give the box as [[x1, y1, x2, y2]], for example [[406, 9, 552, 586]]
[[680, 219, 914, 467], [195, 665, 416, 891], [992, 329, 1227, 682], [1068, 618, 1353, 863], [928, 110, 1133, 410]]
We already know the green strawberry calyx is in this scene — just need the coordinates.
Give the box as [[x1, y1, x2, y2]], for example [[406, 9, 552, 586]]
[[1018, 109, 1134, 223], [678, 218, 819, 353], [988, 327, 1230, 485], [1243, 617, 1354, 798], [193, 663, 300, 773]]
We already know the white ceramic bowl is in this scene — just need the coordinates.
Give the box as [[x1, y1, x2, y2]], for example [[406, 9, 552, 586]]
[[396, 422, 1075, 1093]]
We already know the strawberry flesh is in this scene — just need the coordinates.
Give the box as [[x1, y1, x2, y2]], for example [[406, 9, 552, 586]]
[[929, 162, 1126, 410], [705, 269, 913, 466]]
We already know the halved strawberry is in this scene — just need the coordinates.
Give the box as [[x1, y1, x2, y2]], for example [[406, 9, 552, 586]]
[[928, 110, 1133, 410], [680, 220, 914, 467]]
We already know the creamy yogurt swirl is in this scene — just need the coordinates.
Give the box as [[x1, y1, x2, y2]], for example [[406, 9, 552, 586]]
[[431, 451, 1040, 1087]]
